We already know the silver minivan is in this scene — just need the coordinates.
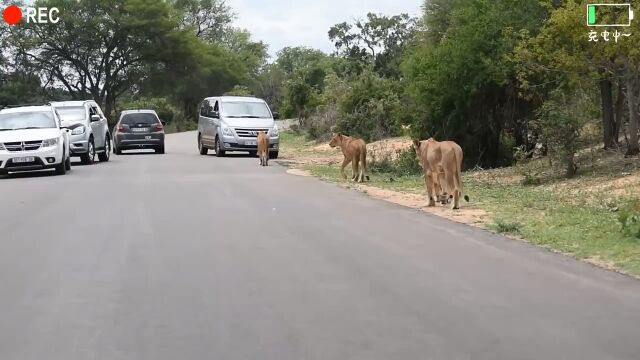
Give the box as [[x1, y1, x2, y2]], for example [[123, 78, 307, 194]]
[[197, 96, 280, 158]]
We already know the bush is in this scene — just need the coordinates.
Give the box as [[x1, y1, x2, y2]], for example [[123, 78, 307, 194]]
[[305, 105, 338, 141], [618, 199, 640, 240], [536, 89, 593, 178], [336, 70, 402, 142], [119, 97, 180, 124], [369, 148, 422, 177]]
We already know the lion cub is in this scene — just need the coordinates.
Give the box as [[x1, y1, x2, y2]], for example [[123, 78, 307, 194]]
[[329, 133, 368, 182], [257, 131, 269, 166]]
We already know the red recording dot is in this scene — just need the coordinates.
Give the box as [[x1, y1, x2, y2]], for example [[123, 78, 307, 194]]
[[3, 5, 22, 25]]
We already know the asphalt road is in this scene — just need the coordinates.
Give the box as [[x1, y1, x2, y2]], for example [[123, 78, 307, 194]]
[[1, 131, 640, 360]]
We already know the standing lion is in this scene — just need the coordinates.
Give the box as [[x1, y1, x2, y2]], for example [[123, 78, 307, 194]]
[[329, 133, 368, 183]]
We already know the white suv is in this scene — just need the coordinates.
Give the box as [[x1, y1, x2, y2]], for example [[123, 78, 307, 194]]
[[0, 106, 71, 176], [50, 101, 111, 164]]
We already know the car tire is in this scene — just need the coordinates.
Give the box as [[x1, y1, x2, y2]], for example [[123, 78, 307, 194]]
[[65, 154, 71, 171], [198, 135, 208, 155], [156, 146, 165, 154], [271, 151, 279, 159], [98, 135, 110, 162], [215, 136, 225, 157], [55, 154, 67, 175], [81, 138, 95, 164]]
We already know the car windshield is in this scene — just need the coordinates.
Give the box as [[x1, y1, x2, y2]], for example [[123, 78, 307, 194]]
[[221, 102, 271, 118], [0, 111, 57, 130], [55, 106, 85, 123], [121, 113, 159, 125]]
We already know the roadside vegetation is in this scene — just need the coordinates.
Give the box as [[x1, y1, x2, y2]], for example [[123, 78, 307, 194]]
[[280, 131, 640, 277]]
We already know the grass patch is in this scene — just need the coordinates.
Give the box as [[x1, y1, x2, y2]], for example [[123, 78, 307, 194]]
[[492, 219, 522, 234]]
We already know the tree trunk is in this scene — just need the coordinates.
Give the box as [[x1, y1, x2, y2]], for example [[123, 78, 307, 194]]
[[565, 153, 577, 178], [600, 78, 615, 149], [614, 80, 625, 144], [626, 68, 639, 156]]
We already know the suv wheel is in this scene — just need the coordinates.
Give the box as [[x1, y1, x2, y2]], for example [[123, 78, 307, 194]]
[[81, 138, 95, 164], [98, 136, 110, 162], [271, 151, 279, 159], [198, 135, 208, 155], [55, 151, 67, 175], [215, 136, 225, 157], [64, 154, 71, 171]]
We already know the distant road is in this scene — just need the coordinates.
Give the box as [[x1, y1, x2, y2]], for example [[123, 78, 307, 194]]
[[0, 131, 639, 360]]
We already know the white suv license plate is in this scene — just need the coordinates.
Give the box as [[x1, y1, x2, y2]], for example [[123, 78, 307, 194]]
[[132, 128, 147, 132], [246, 141, 257, 146], [13, 156, 35, 163]]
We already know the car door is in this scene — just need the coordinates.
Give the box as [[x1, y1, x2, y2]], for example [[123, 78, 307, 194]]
[[211, 100, 221, 138], [88, 105, 105, 148], [199, 100, 211, 143], [94, 105, 109, 144], [200, 100, 218, 145]]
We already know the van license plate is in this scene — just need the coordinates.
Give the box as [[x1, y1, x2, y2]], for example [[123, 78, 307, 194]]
[[145, 136, 152, 140], [246, 141, 256, 146], [13, 157, 35, 163]]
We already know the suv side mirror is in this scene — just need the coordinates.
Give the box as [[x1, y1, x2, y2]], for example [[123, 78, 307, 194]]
[[161, 120, 166, 126], [272, 112, 280, 120], [90, 114, 100, 122], [211, 111, 220, 119]]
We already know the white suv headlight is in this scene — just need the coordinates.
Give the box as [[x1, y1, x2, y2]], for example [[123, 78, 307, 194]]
[[41, 138, 59, 147], [221, 124, 233, 137], [271, 124, 279, 137], [71, 125, 86, 135]]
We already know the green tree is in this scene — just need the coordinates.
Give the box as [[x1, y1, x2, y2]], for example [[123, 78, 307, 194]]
[[336, 70, 401, 141], [329, 13, 418, 78], [175, 0, 234, 41], [224, 85, 253, 96], [404, 0, 548, 167], [10, 0, 188, 118]]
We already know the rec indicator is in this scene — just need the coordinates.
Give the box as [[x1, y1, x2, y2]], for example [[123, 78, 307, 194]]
[[587, 4, 634, 26]]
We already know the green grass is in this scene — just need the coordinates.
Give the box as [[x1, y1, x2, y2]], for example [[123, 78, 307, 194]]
[[283, 131, 640, 276]]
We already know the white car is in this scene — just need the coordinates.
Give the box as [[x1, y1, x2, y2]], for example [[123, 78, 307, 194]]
[[0, 105, 71, 176]]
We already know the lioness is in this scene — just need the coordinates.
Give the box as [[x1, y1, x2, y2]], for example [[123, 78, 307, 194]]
[[329, 133, 368, 182], [257, 131, 269, 166], [413, 138, 469, 209]]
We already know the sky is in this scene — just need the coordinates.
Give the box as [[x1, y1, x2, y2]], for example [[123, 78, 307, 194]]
[[226, 0, 422, 58]]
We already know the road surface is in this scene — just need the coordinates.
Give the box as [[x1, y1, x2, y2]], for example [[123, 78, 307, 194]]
[[1, 131, 640, 360]]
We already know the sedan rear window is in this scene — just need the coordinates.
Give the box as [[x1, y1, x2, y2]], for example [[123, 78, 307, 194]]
[[120, 113, 159, 125]]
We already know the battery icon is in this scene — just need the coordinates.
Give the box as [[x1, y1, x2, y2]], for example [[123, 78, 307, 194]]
[[587, 4, 634, 26]]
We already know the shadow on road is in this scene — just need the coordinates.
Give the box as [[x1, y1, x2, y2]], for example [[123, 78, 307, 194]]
[[0, 170, 58, 179], [206, 153, 257, 158]]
